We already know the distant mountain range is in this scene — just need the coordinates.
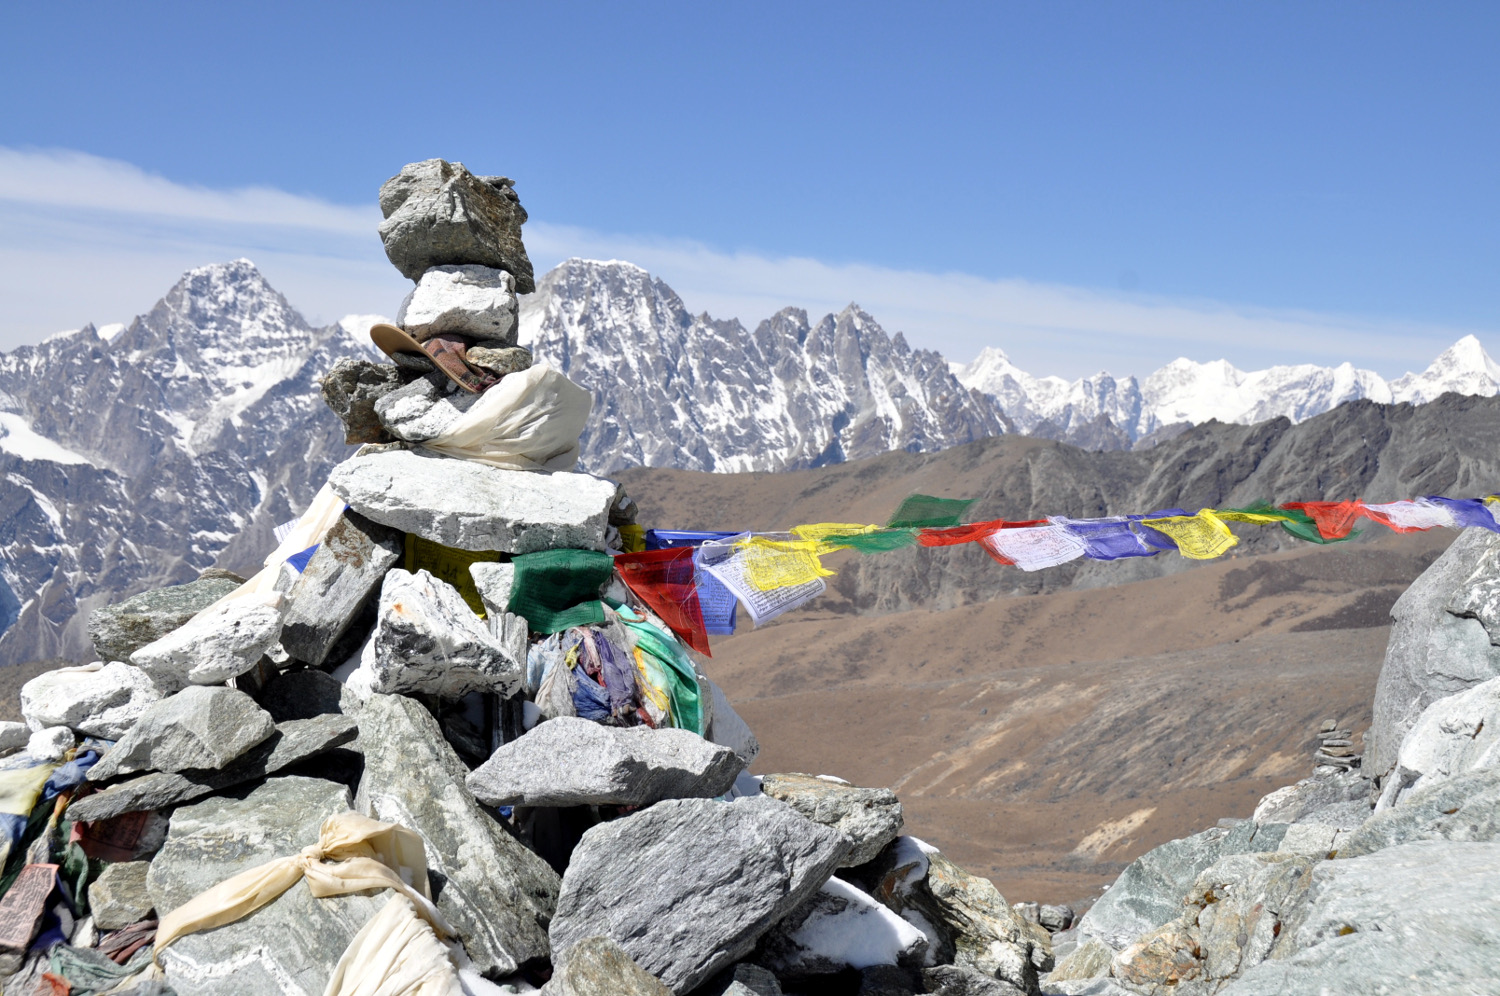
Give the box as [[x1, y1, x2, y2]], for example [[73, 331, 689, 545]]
[[0, 255, 1495, 667]]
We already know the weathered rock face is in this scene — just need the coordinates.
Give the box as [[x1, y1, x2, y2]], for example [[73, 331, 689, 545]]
[[756, 876, 928, 977], [1218, 841, 1500, 994], [378, 159, 535, 292], [396, 265, 519, 344], [280, 510, 403, 667], [1250, 767, 1370, 825], [89, 860, 154, 930], [466, 717, 743, 808], [468, 345, 534, 378], [700, 963, 783, 996], [550, 796, 848, 994], [371, 569, 522, 698], [355, 692, 559, 976], [761, 773, 903, 867], [128, 591, 286, 692], [27, 725, 76, 761], [87, 574, 244, 663], [19, 662, 162, 739], [1367, 529, 1500, 778], [1342, 766, 1500, 857], [88, 685, 276, 780], [329, 448, 616, 553], [0, 722, 27, 753], [69, 713, 357, 822], [545, 935, 672, 996], [147, 776, 386, 996], [1375, 673, 1500, 809], [922, 965, 1030, 995], [374, 373, 481, 442], [318, 357, 403, 445]]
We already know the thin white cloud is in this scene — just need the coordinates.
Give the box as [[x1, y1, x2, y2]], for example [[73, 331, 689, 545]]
[[0, 146, 1489, 380]]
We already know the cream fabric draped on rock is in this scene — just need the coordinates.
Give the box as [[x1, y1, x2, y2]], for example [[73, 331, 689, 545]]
[[420, 363, 592, 472], [324, 895, 467, 996]]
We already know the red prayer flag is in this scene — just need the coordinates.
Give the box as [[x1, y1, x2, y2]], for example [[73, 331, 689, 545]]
[[917, 519, 1047, 547], [613, 547, 713, 657], [1281, 501, 1364, 540]]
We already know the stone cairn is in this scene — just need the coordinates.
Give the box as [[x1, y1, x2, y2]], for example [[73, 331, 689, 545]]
[[1313, 718, 1362, 773], [0, 160, 1052, 996]]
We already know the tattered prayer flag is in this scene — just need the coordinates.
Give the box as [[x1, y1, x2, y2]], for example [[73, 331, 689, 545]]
[[507, 549, 615, 634], [887, 494, 976, 529], [692, 551, 738, 636], [1214, 505, 1296, 525], [735, 536, 837, 591], [1425, 496, 1500, 534], [792, 523, 879, 543], [1053, 516, 1156, 560], [613, 548, 712, 656], [406, 534, 502, 616], [1217, 503, 1356, 545], [1280, 501, 1364, 540], [793, 523, 917, 554], [1360, 498, 1455, 533], [981, 522, 1088, 571], [618, 524, 647, 553], [0, 863, 57, 951], [645, 530, 740, 550], [918, 519, 1045, 547], [1129, 509, 1191, 551], [702, 548, 826, 625], [1139, 509, 1238, 560]]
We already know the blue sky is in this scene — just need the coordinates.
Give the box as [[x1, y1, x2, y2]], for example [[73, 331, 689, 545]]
[[1, 2, 1496, 378]]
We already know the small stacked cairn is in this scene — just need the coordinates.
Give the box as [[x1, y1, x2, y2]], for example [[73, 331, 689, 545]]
[[1313, 718, 1362, 772]]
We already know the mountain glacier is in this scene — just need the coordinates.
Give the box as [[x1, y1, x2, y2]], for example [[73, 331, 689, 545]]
[[954, 335, 1500, 443]]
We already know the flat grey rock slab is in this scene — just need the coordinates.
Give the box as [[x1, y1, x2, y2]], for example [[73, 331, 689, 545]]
[[68, 713, 358, 822], [371, 569, 522, 698], [280, 509, 403, 667], [756, 876, 928, 976], [88, 575, 243, 663], [378, 159, 535, 292], [89, 860, 154, 930], [761, 773, 903, 867], [466, 716, 743, 808], [550, 795, 848, 994], [1219, 840, 1500, 995], [355, 692, 559, 976], [396, 264, 519, 344], [20, 662, 163, 740], [148, 776, 384, 996], [543, 935, 672, 996], [89, 685, 276, 780], [318, 357, 403, 445], [129, 592, 286, 692], [328, 447, 616, 553]]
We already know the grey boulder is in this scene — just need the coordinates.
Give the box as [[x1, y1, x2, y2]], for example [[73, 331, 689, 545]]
[[374, 373, 481, 442], [20, 662, 162, 739], [0, 722, 27, 753], [328, 447, 616, 553], [1367, 528, 1500, 778], [89, 861, 154, 930], [280, 510, 403, 668], [550, 795, 848, 994], [757, 876, 928, 977], [466, 716, 743, 808], [544, 935, 672, 996], [378, 159, 535, 292], [88, 574, 244, 663], [371, 569, 522, 698], [148, 776, 385, 996], [396, 264, 519, 344], [1375, 673, 1500, 809], [1342, 766, 1500, 857], [129, 591, 286, 692], [89, 685, 276, 781], [68, 713, 358, 822], [355, 692, 559, 976], [27, 725, 76, 761], [468, 345, 534, 378], [1250, 766, 1370, 824], [761, 772, 902, 867], [318, 357, 403, 445]]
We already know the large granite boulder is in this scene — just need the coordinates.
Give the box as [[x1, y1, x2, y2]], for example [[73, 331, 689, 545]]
[[88, 685, 276, 780], [319, 357, 403, 445], [69, 713, 357, 822], [328, 447, 616, 553], [1342, 766, 1500, 857], [147, 776, 386, 996], [19, 662, 162, 739], [280, 510, 403, 668], [544, 935, 672, 996], [355, 692, 559, 976], [549, 796, 848, 994], [466, 717, 743, 808], [371, 569, 522, 698], [1367, 529, 1500, 778], [378, 159, 535, 292], [1250, 766, 1369, 825], [756, 876, 928, 977], [396, 264, 519, 344], [88, 574, 244, 663], [374, 373, 482, 442], [129, 591, 286, 692], [1375, 673, 1500, 809], [89, 860, 154, 930], [1218, 841, 1500, 994], [761, 773, 903, 867]]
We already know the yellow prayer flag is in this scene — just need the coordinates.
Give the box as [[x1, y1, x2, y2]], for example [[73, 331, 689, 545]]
[[791, 522, 881, 545], [735, 536, 837, 591], [1140, 509, 1239, 560], [1212, 509, 1289, 525]]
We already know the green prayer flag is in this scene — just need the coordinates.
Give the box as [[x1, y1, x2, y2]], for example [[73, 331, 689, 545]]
[[507, 548, 617, 634], [1219, 503, 1359, 545], [834, 529, 918, 553], [886, 494, 976, 530]]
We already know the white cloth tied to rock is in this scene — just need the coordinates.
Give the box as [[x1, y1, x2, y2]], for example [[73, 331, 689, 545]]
[[420, 363, 592, 472]]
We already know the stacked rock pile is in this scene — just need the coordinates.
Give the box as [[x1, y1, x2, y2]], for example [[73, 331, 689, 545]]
[[0, 160, 1051, 996], [1313, 719, 1362, 772]]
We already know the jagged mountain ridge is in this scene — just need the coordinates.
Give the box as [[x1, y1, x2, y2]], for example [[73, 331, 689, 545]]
[[956, 334, 1500, 442]]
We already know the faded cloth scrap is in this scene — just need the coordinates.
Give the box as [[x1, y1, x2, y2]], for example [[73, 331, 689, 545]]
[[507, 549, 616, 634]]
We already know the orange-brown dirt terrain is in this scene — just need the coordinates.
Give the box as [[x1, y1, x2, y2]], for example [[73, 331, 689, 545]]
[[619, 443, 1456, 907]]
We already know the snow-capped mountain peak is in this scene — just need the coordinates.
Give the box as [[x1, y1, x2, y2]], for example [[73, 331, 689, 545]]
[[1391, 334, 1500, 405]]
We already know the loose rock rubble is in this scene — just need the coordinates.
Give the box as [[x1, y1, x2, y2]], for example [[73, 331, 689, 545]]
[[0, 159, 1049, 996]]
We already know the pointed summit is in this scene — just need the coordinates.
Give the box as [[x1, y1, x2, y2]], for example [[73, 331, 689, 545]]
[[1391, 335, 1500, 405]]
